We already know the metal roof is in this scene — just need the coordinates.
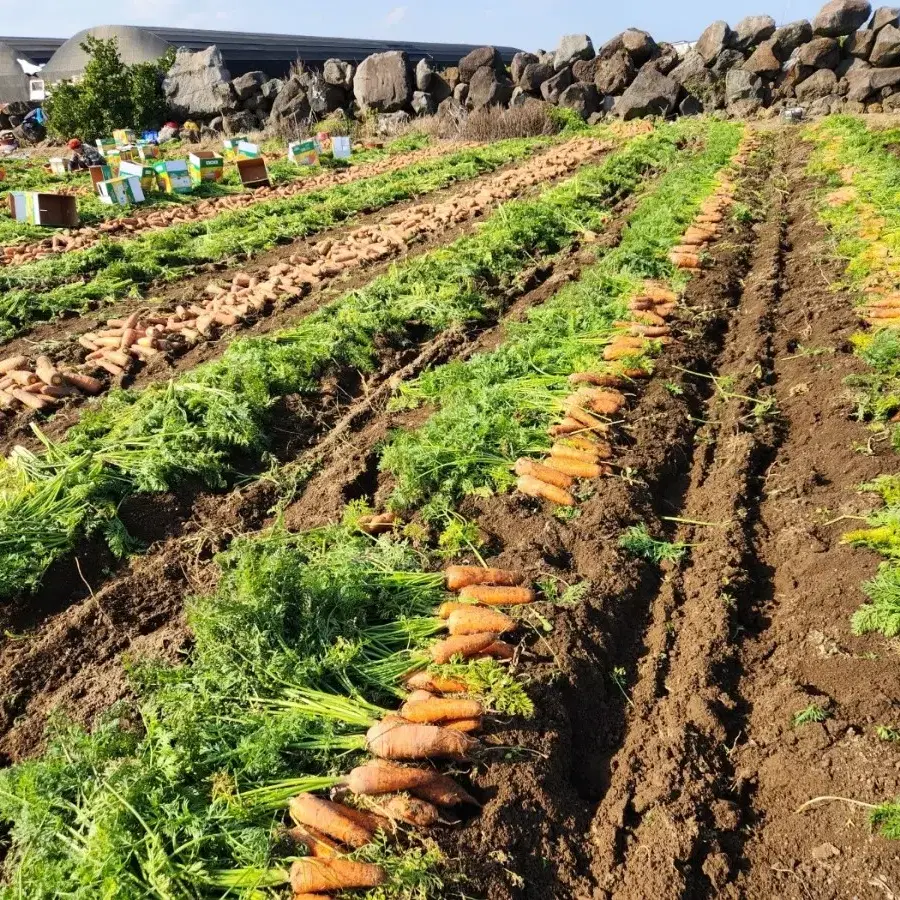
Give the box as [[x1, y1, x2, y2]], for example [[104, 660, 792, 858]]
[[0, 28, 519, 72]]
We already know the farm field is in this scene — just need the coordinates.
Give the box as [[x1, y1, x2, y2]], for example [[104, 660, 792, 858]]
[[0, 114, 899, 900]]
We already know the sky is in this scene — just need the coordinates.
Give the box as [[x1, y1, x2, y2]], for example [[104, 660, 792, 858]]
[[0, 0, 830, 52]]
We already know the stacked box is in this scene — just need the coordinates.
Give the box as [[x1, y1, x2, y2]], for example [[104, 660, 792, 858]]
[[152, 159, 193, 194], [236, 140, 261, 159], [236, 157, 270, 189], [332, 136, 352, 159], [89, 165, 112, 190], [96, 137, 116, 157], [97, 176, 145, 206], [288, 139, 319, 167], [119, 160, 156, 193], [8, 191, 79, 227], [188, 151, 224, 185], [113, 128, 136, 147], [137, 141, 160, 161], [49, 157, 67, 175], [223, 137, 248, 161]]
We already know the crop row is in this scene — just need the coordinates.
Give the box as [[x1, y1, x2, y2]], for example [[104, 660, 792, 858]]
[[0, 135, 558, 341], [0, 119, 746, 900]]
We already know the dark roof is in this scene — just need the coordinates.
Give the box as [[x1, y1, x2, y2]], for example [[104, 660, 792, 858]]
[[0, 28, 519, 72]]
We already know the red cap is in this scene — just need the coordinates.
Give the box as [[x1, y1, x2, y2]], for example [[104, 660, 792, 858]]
[[67, 138, 82, 150]]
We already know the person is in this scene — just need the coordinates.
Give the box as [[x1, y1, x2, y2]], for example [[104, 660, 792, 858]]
[[66, 138, 104, 172]]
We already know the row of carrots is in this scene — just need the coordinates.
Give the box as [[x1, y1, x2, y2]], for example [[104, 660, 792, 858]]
[[282, 563, 532, 896]]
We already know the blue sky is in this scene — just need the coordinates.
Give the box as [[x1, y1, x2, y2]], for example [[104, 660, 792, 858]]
[[1, 0, 828, 51]]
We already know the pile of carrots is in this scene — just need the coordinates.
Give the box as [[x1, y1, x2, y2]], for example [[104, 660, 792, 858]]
[[0, 352, 101, 412], [282, 563, 532, 897]]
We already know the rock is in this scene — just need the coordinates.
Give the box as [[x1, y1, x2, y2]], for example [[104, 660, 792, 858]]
[[814, 0, 873, 36], [651, 42, 680, 74], [411, 90, 435, 115], [376, 111, 411, 135], [670, 49, 708, 85], [744, 40, 782, 75], [870, 22, 900, 63], [614, 66, 679, 118], [869, 6, 900, 29], [224, 109, 258, 133], [429, 73, 453, 104], [622, 28, 658, 64], [303, 72, 348, 116], [437, 96, 466, 120], [323, 58, 354, 89], [797, 67, 840, 98], [541, 67, 573, 102], [459, 46, 501, 82], [510, 86, 532, 106], [729, 97, 764, 115], [572, 57, 601, 82], [681, 69, 725, 109], [554, 34, 595, 70], [442, 67, 461, 89], [797, 36, 841, 67], [811, 843, 841, 862], [711, 50, 747, 77], [558, 82, 600, 118], [837, 55, 871, 75], [511, 51, 539, 84], [696, 21, 734, 63], [846, 29, 877, 56], [468, 66, 513, 107], [868, 99, 885, 109], [520, 61, 555, 92], [270, 76, 311, 122], [595, 50, 636, 94], [726, 68, 765, 103], [679, 94, 704, 115], [261, 78, 283, 101], [732, 14, 777, 50], [231, 70, 265, 101], [353, 51, 413, 112], [164, 46, 237, 118], [208, 115, 224, 132], [415, 57, 434, 92], [454, 82, 469, 104], [772, 21, 814, 59], [243, 93, 270, 114], [883, 86, 900, 105]]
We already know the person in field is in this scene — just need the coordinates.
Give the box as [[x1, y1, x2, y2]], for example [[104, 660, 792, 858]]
[[66, 139, 104, 172]]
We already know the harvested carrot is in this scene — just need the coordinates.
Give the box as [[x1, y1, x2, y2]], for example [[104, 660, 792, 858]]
[[586, 391, 626, 416], [8, 370, 37, 386], [447, 607, 515, 636], [445, 565, 524, 591], [437, 600, 475, 619], [0, 355, 26, 374], [406, 689, 436, 704], [358, 512, 398, 535], [62, 372, 103, 395], [289, 858, 386, 894], [514, 457, 573, 490], [563, 403, 607, 430], [293, 894, 333, 900], [35, 356, 63, 387], [400, 696, 483, 723], [332, 801, 391, 835], [350, 760, 479, 807], [431, 632, 497, 664], [444, 717, 482, 733], [551, 443, 600, 464], [285, 824, 343, 858], [566, 434, 612, 455], [478, 640, 516, 660], [366, 717, 475, 760], [288, 794, 374, 849], [549, 416, 590, 436], [380, 794, 440, 827], [568, 372, 622, 388], [643, 284, 678, 303], [670, 251, 702, 270], [544, 457, 603, 479], [458, 584, 535, 606], [404, 671, 469, 694], [10, 389, 51, 410], [517, 473, 575, 507]]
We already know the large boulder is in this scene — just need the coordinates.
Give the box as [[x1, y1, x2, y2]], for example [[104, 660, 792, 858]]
[[520, 61, 555, 92], [572, 57, 601, 82], [696, 21, 734, 63], [459, 46, 501, 82], [670, 50, 708, 84], [711, 50, 747, 77], [416, 57, 434, 92], [796, 67, 840, 98], [744, 40, 782, 75], [771, 20, 814, 59], [411, 90, 435, 115], [595, 50, 636, 94], [260, 78, 283, 102], [353, 51, 413, 112], [837, 55, 872, 75], [376, 111, 411, 135], [511, 51, 539, 84], [846, 29, 877, 56], [442, 67, 461, 89], [554, 34, 594, 70], [869, 6, 900, 29], [231, 70, 265, 101], [558, 82, 600, 118], [302, 71, 347, 116], [164, 46, 236, 118], [651, 42, 680, 74], [621, 29, 658, 64], [614, 66, 679, 119], [725, 68, 765, 103], [680, 69, 725, 109], [731, 14, 777, 50], [429, 73, 453, 103], [540, 67, 573, 102], [323, 58, 354, 89], [813, 0, 873, 36], [510, 86, 532, 107], [224, 109, 259, 133], [871, 22, 900, 63], [797, 36, 841, 68], [269, 75, 311, 122], [468, 66, 513, 107], [454, 82, 469, 104]]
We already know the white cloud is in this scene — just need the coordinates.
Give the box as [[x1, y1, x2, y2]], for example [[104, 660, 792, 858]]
[[385, 5, 407, 26]]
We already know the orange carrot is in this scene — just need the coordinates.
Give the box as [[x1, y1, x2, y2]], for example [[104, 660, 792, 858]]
[[404, 671, 469, 694], [477, 640, 516, 660], [0, 355, 26, 375], [431, 632, 497, 664], [445, 565, 524, 591], [406, 689, 436, 705], [568, 372, 622, 388], [563, 403, 607, 430], [286, 824, 343, 857], [551, 443, 600, 464], [444, 717, 482, 733], [446, 607, 515, 636], [400, 696, 483, 723], [566, 434, 613, 456], [544, 457, 603, 479], [514, 457, 573, 490], [35, 356, 63, 387], [458, 584, 535, 606], [288, 794, 374, 849], [366, 717, 475, 760], [517, 473, 575, 506], [670, 251, 702, 270], [348, 761, 478, 807], [379, 794, 440, 827], [293, 894, 334, 900], [63, 372, 103, 394], [548, 416, 591, 436], [586, 391, 626, 416], [643, 284, 678, 303], [604, 345, 639, 362], [289, 858, 386, 894], [437, 600, 476, 619]]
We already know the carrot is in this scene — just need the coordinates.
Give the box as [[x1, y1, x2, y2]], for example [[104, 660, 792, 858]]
[[11, 388, 51, 410], [551, 443, 601, 464], [404, 671, 469, 694], [586, 391, 626, 416], [288, 794, 374, 849], [289, 858, 386, 894], [62, 372, 103, 395], [544, 457, 603, 479], [379, 794, 440, 827], [444, 717, 482, 733], [458, 584, 535, 606], [517, 473, 575, 507], [406, 689, 436, 704], [563, 403, 608, 430], [8, 370, 37, 386], [285, 824, 343, 858], [549, 416, 590, 436], [446, 607, 515, 636], [350, 760, 479, 807], [604, 345, 640, 362], [514, 457, 573, 490], [0, 355, 26, 375], [568, 372, 622, 387], [620, 367, 650, 379], [332, 801, 391, 835], [358, 512, 398, 535], [97, 359, 124, 376], [437, 600, 476, 619], [631, 325, 670, 338], [400, 696, 483, 723], [477, 640, 516, 660], [643, 284, 678, 303], [40, 384, 80, 399], [431, 632, 497, 664], [366, 717, 475, 760], [670, 251, 702, 270], [445, 565, 524, 591], [293, 894, 334, 900], [565, 433, 611, 454], [35, 356, 63, 387]]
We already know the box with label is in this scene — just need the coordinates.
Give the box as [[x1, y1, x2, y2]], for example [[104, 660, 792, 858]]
[[113, 128, 136, 147], [223, 137, 248, 161], [137, 141, 160, 161], [8, 191, 79, 227], [288, 139, 319, 167], [97, 176, 145, 206], [236, 157, 270, 189], [118, 160, 156, 193], [89, 164, 112, 191], [153, 159, 193, 194], [188, 151, 224, 185], [236, 140, 261, 159], [49, 157, 67, 175], [96, 137, 116, 157], [332, 136, 352, 159]]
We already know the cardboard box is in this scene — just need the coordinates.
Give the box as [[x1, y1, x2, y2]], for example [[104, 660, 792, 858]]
[[113, 128, 136, 147], [8, 191, 79, 227], [96, 137, 116, 157], [188, 151, 224, 185], [153, 159, 193, 194], [49, 157, 67, 175], [137, 141, 160, 161], [236, 157, 270, 189], [236, 140, 261, 159], [288, 139, 319, 167], [97, 176, 145, 206], [223, 137, 248, 161], [119, 160, 156, 193], [89, 165, 112, 191], [332, 136, 352, 159]]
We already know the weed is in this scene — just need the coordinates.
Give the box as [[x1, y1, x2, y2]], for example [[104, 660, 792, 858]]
[[611, 666, 634, 708], [619, 523, 690, 564], [876, 725, 900, 742], [793, 703, 832, 727]]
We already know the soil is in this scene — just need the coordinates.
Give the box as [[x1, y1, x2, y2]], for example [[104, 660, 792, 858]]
[[2, 127, 899, 899]]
